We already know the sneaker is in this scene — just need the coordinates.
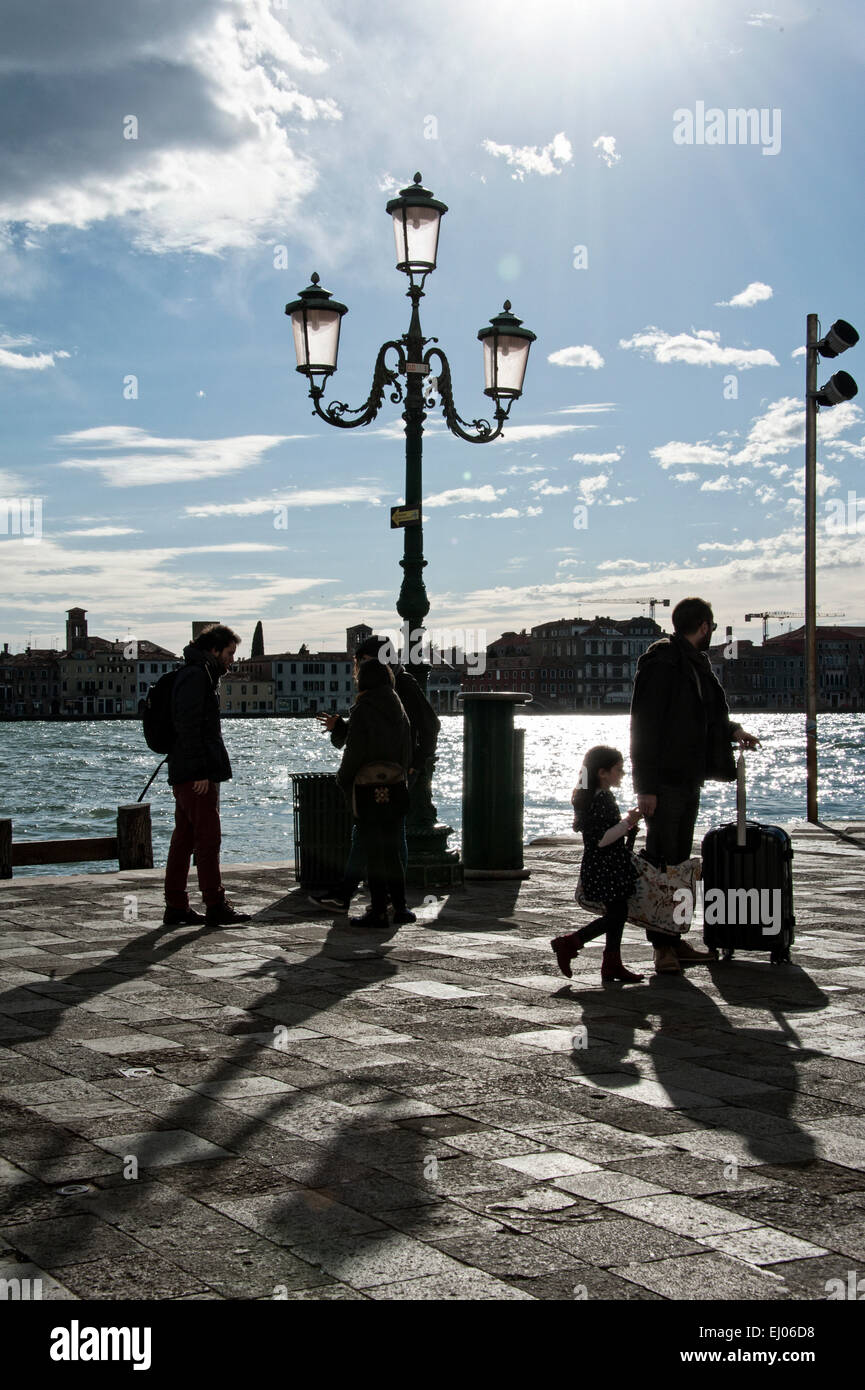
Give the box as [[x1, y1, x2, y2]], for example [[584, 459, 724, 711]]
[[205, 899, 251, 927], [163, 906, 206, 926], [674, 939, 714, 963], [392, 909, 417, 925], [349, 911, 390, 929], [653, 946, 681, 975], [309, 890, 349, 913]]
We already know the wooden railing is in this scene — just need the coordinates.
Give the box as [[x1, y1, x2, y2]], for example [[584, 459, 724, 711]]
[[0, 805, 153, 879]]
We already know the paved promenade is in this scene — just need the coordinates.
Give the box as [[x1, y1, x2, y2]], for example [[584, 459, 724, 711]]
[[1, 822, 864, 1302]]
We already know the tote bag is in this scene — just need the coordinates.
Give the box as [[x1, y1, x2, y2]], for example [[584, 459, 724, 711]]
[[626, 853, 702, 937]]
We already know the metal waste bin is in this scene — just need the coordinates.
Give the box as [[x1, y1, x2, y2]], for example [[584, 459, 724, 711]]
[[459, 692, 531, 878], [290, 772, 353, 889]]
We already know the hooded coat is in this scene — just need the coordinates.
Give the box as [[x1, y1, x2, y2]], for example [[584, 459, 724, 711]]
[[336, 685, 412, 799], [330, 665, 439, 767], [630, 635, 738, 795], [167, 643, 232, 786]]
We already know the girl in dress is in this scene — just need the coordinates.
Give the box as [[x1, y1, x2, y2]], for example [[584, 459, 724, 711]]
[[551, 745, 644, 982]]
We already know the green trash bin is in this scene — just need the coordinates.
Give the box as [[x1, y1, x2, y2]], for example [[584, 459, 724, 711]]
[[459, 692, 531, 879], [291, 772, 353, 889]]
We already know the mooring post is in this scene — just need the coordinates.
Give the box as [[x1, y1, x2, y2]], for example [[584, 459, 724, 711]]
[[117, 804, 153, 870], [0, 819, 11, 879]]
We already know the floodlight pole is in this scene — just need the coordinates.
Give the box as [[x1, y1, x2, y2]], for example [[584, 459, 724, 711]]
[[805, 312, 818, 823]]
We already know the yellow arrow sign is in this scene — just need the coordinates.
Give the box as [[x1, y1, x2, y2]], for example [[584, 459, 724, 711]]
[[390, 505, 421, 528]]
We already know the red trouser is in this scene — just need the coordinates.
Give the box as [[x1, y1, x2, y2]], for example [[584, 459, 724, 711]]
[[164, 780, 224, 909]]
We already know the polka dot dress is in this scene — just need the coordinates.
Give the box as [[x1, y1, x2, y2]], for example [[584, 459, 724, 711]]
[[578, 789, 638, 903]]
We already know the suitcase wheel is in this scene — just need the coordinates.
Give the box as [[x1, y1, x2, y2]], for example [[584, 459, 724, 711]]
[[721, 948, 735, 962], [770, 946, 791, 965]]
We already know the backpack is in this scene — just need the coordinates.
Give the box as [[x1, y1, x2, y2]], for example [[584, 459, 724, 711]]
[[142, 669, 180, 754], [394, 670, 441, 763]]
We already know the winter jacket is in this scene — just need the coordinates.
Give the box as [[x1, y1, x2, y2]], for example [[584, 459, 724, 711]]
[[167, 644, 232, 786], [336, 685, 412, 799], [630, 635, 738, 794], [330, 666, 440, 767]]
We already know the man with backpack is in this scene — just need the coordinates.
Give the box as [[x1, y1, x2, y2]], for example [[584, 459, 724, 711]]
[[161, 624, 250, 928], [311, 633, 441, 913]]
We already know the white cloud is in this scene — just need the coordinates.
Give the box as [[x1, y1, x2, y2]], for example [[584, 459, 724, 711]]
[[425, 485, 505, 508], [620, 327, 778, 370], [715, 281, 773, 308], [0, 466, 30, 493], [597, 559, 653, 571], [0, 535, 336, 630], [503, 463, 546, 475], [746, 12, 779, 25], [481, 130, 572, 181], [576, 473, 609, 504], [556, 402, 617, 414], [529, 478, 569, 495], [593, 134, 621, 167], [548, 345, 605, 370], [700, 474, 753, 493], [496, 423, 594, 442], [652, 441, 732, 470], [733, 396, 861, 467], [791, 346, 806, 358], [698, 539, 760, 553], [185, 486, 382, 517], [0, 331, 69, 370], [674, 471, 699, 483], [0, 0, 340, 255], [63, 526, 143, 537], [57, 426, 291, 487], [570, 451, 621, 465]]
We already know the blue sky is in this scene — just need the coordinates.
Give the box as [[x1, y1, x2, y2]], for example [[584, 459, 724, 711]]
[[1, 0, 864, 659]]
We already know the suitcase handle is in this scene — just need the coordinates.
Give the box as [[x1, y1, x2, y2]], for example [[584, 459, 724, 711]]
[[736, 752, 746, 848]]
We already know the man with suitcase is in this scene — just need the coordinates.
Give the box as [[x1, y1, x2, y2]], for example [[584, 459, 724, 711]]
[[630, 596, 760, 974]]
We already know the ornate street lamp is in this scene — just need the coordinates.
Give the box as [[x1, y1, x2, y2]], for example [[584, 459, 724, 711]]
[[286, 173, 536, 884]]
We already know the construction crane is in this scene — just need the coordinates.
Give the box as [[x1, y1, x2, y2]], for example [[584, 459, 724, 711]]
[[745, 610, 845, 643], [577, 596, 671, 622]]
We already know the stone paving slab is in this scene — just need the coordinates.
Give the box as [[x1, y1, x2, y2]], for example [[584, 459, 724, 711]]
[[0, 825, 864, 1301]]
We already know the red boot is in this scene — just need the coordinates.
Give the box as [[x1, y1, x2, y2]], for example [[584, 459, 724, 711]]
[[551, 930, 586, 979], [601, 948, 644, 983]]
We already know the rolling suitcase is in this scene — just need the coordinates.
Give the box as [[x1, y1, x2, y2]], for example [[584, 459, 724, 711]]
[[700, 753, 795, 964]]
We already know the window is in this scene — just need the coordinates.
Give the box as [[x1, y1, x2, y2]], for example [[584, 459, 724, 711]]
[[151, 663, 158, 673]]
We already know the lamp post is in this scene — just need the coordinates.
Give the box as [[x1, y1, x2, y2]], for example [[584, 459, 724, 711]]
[[804, 313, 858, 822], [286, 173, 536, 884]]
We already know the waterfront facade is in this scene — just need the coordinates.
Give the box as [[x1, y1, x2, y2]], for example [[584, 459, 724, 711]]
[[0, 609, 180, 719], [711, 626, 865, 711], [4, 610, 865, 719], [464, 615, 663, 710]]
